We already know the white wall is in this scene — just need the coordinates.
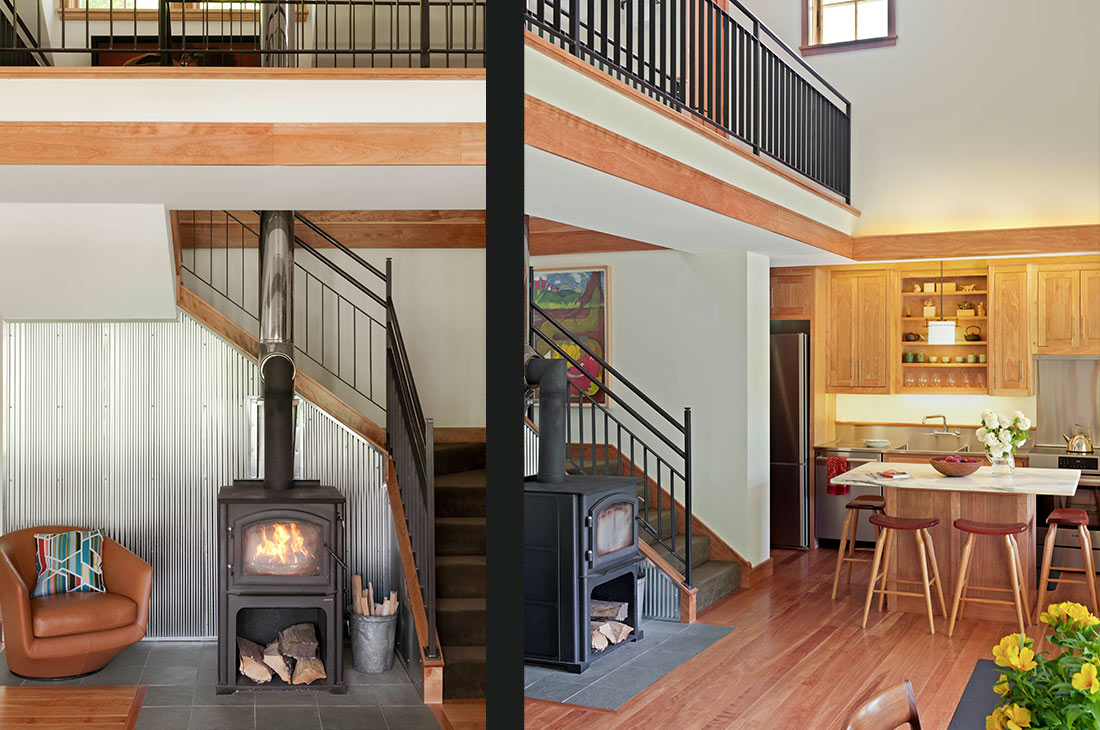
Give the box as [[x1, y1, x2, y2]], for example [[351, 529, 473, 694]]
[[533, 250, 772, 566], [746, 0, 1100, 235], [836, 394, 1036, 426]]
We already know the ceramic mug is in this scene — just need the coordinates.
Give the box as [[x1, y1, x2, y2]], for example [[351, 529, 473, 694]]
[[903, 352, 914, 363], [955, 356, 965, 363], [916, 352, 926, 363], [929, 355, 938, 363], [967, 354, 977, 363], [978, 354, 987, 363]]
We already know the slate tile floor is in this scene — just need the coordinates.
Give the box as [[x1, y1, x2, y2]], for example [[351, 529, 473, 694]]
[[0, 642, 440, 730], [524, 619, 735, 710]]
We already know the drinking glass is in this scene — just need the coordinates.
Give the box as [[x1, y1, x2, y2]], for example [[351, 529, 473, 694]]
[[918, 372, 929, 388], [946, 373, 957, 388], [932, 373, 942, 388], [976, 372, 986, 388], [962, 373, 971, 388], [904, 372, 915, 388]]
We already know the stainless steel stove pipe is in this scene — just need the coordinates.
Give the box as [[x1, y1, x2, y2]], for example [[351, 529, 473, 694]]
[[261, 0, 294, 68], [259, 211, 296, 490]]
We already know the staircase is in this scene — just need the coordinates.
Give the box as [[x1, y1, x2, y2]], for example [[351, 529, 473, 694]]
[[433, 442, 487, 699]]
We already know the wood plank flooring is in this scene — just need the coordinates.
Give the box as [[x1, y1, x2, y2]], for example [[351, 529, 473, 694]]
[[0, 686, 145, 729]]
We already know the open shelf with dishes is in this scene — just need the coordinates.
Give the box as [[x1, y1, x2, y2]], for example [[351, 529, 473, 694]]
[[897, 267, 989, 394]]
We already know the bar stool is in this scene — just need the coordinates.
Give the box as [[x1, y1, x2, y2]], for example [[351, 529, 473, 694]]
[[862, 514, 948, 634], [947, 519, 1030, 637], [1034, 508, 1099, 623], [831, 494, 886, 600]]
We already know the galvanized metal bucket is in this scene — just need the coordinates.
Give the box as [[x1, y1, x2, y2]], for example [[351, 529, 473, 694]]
[[348, 609, 397, 673]]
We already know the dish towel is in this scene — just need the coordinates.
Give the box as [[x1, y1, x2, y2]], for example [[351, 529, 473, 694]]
[[826, 456, 850, 496]]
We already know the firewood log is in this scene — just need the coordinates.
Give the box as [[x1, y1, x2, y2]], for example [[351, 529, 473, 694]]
[[237, 637, 272, 684], [278, 623, 319, 660], [590, 600, 629, 621], [352, 575, 363, 615], [262, 641, 293, 683], [291, 656, 327, 686], [366, 583, 375, 616], [604, 621, 634, 644], [590, 629, 609, 652], [596, 622, 616, 643]]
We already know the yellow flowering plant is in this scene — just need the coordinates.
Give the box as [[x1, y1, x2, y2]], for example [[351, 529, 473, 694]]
[[987, 603, 1100, 729]]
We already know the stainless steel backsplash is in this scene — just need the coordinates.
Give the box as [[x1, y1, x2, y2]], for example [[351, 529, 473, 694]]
[[1035, 357, 1100, 446], [1, 313, 396, 638]]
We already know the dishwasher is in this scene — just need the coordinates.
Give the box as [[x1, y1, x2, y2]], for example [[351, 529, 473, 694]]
[[814, 449, 884, 543]]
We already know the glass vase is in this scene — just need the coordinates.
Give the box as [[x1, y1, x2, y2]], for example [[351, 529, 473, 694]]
[[990, 455, 1016, 476]]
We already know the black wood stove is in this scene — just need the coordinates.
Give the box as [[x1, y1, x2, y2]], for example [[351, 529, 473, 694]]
[[216, 211, 346, 694], [522, 357, 644, 673]]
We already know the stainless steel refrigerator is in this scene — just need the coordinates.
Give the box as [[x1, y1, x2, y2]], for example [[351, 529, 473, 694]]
[[770, 333, 809, 548]]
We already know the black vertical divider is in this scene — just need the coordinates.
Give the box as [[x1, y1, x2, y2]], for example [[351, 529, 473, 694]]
[[486, 0, 525, 723]]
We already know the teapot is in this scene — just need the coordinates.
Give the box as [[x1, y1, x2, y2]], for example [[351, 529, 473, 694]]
[[904, 332, 920, 342], [964, 326, 982, 342], [1064, 425, 1094, 454]]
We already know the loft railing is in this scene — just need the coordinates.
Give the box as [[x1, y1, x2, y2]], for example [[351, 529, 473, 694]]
[[1, 0, 49, 65], [179, 209, 437, 659], [0, 0, 483, 68], [529, 278, 694, 586], [525, 0, 851, 202]]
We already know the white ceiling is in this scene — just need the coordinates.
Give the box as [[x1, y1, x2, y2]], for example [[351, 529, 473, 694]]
[[0, 204, 177, 320], [526, 146, 853, 266]]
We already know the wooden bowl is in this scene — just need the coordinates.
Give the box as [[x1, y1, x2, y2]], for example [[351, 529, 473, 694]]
[[929, 456, 982, 477]]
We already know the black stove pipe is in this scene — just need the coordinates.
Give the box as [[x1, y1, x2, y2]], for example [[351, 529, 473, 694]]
[[526, 356, 567, 484], [259, 211, 296, 490]]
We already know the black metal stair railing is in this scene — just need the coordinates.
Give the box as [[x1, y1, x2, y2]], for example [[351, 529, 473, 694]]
[[529, 291, 694, 587], [525, 0, 851, 202], [179, 211, 437, 657], [0, 0, 483, 68]]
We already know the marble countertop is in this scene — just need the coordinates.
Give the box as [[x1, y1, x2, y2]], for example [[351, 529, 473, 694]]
[[831, 461, 1079, 497]]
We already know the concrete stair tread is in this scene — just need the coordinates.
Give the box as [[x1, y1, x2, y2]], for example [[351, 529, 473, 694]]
[[436, 555, 486, 567], [437, 597, 486, 612], [441, 645, 485, 700], [434, 443, 486, 477], [690, 560, 741, 613], [647, 532, 710, 570]]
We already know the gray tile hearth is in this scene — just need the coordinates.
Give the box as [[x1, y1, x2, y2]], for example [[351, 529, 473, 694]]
[[0, 643, 441, 730], [523, 618, 735, 711]]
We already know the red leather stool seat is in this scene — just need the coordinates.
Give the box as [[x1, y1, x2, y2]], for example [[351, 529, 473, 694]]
[[954, 519, 1028, 536], [1047, 508, 1089, 526], [846, 495, 886, 511], [869, 514, 940, 531]]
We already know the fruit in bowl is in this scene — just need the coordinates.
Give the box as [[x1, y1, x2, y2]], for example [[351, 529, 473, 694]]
[[930, 455, 982, 477]]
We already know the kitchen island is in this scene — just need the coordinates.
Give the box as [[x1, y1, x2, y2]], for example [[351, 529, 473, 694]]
[[832, 462, 1080, 622]]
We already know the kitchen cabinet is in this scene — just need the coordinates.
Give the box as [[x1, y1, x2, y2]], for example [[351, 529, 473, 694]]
[[770, 271, 813, 319], [827, 270, 890, 392], [1036, 263, 1100, 353], [989, 265, 1032, 395]]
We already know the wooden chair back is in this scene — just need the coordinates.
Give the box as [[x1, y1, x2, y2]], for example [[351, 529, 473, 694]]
[[841, 680, 921, 730]]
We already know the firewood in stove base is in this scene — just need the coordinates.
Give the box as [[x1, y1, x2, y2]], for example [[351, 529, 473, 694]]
[[237, 637, 273, 684]]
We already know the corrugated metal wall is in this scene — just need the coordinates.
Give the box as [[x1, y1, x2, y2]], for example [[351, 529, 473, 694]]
[[1, 312, 395, 638]]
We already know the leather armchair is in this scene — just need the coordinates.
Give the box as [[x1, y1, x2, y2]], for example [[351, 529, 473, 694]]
[[0, 526, 151, 678]]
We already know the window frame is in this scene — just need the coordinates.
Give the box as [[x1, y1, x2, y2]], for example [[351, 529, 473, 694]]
[[800, 0, 896, 56], [58, 0, 298, 23]]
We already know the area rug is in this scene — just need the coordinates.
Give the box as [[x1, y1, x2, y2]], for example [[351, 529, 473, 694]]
[[524, 619, 734, 710], [947, 659, 1000, 729], [0, 686, 146, 729]]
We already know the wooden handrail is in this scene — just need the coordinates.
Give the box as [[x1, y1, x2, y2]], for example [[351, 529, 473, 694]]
[[385, 455, 444, 702], [638, 540, 698, 624]]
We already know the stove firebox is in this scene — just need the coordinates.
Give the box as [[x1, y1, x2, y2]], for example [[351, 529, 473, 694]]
[[523, 474, 644, 673], [217, 482, 346, 693]]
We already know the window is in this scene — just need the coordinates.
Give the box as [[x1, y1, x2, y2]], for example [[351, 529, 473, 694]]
[[801, 0, 896, 55]]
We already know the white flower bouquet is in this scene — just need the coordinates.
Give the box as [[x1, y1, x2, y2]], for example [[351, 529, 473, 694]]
[[976, 410, 1031, 464]]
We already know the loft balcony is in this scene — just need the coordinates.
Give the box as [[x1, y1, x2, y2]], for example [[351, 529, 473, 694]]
[[525, 0, 851, 204], [0, 0, 483, 69]]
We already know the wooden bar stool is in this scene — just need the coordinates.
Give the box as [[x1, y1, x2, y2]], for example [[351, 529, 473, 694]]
[[1034, 508, 1099, 622], [947, 519, 1030, 637], [862, 514, 948, 634], [832, 494, 886, 600]]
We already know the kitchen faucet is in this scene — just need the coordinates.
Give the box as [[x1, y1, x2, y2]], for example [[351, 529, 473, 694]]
[[923, 414, 961, 437]]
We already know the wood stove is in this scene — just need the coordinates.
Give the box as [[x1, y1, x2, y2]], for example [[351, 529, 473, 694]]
[[523, 475, 645, 673]]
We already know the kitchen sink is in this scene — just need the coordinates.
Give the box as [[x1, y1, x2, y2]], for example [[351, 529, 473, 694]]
[[955, 445, 972, 452]]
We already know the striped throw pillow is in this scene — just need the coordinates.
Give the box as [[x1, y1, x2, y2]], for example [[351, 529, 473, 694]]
[[32, 529, 106, 598]]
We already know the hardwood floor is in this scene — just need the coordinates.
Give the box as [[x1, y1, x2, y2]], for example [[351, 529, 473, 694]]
[[0, 686, 145, 729], [425, 543, 1095, 730]]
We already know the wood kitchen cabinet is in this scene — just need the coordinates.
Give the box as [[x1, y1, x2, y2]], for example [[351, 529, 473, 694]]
[[827, 270, 890, 392], [989, 265, 1032, 395], [770, 270, 813, 319], [1036, 263, 1100, 353]]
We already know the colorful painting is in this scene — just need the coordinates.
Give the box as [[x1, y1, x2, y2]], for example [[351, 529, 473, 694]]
[[532, 267, 609, 405]]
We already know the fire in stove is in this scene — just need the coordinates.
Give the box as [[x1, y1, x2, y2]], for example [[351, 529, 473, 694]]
[[244, 521, 322, 576]]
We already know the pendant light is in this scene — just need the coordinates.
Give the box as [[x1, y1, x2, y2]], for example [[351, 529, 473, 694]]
[[927, 260, 956, 345]]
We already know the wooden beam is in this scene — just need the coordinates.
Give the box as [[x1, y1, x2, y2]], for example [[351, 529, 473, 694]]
[[525, 32, 860, 217], [0, 67, 485, 81], [525, 95, 854, 258], [852, 224, 1100, 261], [0, 121, 485, 166], [528, 218, 666, 256]]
